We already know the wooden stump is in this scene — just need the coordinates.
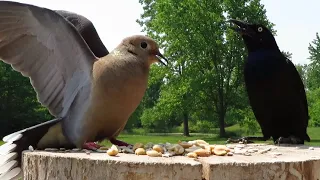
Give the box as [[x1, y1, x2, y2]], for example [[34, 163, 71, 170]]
[[22, 144, 320, 180]]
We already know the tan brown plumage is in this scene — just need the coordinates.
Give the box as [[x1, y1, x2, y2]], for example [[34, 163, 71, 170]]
[[0, 1, 167, 179]]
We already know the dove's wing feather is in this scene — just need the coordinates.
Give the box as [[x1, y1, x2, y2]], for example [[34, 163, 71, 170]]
[[55, 10, 109, 58], [0, 1, 97, 145]]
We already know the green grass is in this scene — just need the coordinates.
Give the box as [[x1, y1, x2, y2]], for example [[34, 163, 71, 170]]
[[100, 133, 227, 146], [2, 125, 320, 147], [100, 125, 320, 146]]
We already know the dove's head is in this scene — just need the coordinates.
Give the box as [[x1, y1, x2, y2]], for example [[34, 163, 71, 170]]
[[120, 35, 168, 66]]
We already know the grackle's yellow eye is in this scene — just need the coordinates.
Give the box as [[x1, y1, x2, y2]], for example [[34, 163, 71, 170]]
[[258, 27, 263, 32]]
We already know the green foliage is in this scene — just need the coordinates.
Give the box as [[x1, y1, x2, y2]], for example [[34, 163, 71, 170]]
[[237, 108, 260, 135], [176, 120, 216, 133], [137, 0, 274, 137], [307, 32, 320, 90], [295, 64, 308, 88], [307, 88, 320, 127], [0, 62, 52, 137], [304, 32, 320, 127]]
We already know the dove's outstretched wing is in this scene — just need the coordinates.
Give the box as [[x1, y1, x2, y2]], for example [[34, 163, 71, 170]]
[[0, 1, 98, 148]]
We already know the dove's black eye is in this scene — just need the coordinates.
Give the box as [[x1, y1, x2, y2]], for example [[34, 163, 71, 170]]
[[140, 42, 148, 49]]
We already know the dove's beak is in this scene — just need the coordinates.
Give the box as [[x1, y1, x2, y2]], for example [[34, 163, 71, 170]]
[[156, 52, 168, 66]]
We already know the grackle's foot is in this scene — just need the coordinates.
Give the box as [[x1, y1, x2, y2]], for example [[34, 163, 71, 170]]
[[226, 137, 254, 144], [110, 138, 132, 147], [226, 136, 268, 144], [82, 142, 102, 150], [274, 136, 304, 145]]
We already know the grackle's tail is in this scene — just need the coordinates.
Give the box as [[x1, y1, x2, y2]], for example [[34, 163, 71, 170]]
[[305, 133, 311, 142]]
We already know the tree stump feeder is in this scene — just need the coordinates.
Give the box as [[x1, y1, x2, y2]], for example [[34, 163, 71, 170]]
[[22, 144, 320, 180]]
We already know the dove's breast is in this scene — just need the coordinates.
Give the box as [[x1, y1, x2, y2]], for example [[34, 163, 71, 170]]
[[83, 56, 149, 141]]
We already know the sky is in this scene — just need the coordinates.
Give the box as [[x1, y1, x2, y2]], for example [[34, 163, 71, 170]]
[[10, 0, 320, 65]]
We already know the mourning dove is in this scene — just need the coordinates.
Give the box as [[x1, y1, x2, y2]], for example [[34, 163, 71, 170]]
[[56, 10, 115, 149], [0, 1, 167, 179]]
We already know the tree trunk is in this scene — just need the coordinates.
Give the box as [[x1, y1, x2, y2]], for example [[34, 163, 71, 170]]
[[183, 112, 190, 136], [218, 111, 226, 137]]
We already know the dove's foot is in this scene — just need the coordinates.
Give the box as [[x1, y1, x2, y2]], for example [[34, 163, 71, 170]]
[[226, 136, 267, 144], [82, 142, 102, 150], [274, 136, 304, 145], [110, 138, 132, 147]]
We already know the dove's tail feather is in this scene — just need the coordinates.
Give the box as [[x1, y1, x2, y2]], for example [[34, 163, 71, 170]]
[[0, 118, 62, 180]]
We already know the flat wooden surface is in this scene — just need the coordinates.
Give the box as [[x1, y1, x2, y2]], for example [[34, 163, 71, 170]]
[[22, 144, 320, 180]]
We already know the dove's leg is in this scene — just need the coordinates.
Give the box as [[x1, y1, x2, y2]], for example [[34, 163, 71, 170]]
[[82, 142, 102, 150], [82, 139, 131, 150], [110, 138, 132, 147]]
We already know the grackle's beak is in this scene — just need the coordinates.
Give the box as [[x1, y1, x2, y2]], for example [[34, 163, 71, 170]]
[[227, 19, 253, 36], [156, 52, 168, 66]]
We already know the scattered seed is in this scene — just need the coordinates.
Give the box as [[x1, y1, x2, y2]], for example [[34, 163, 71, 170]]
[[96, 149, 108, 153], [44, 148, 58, 151], [259, 147, 271, 154], [213, 145, 228, 156], [247, 149, 256, 153], [133, 143, 144, 151], [153, 145, 164, 153], [99, 147, 109, 150], [187, 152, 198, 158], [146, 150, 162, 157], [227, 152, 233, 156], [194, 149, 211, 157], [162, 152, 173, 158], [178, 141, 193, 149], [270, 152, 282, 156], [135, 148, 146, 155], [185, 146, 202, 153], [236, 144, 245, 148], [107, 145, 119, 156]]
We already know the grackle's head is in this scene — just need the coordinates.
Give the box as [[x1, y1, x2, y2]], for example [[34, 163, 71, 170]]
[[228, 19, 279, 52]]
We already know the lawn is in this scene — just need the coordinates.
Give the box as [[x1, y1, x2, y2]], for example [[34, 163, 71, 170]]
[[99, 125, 320, 147], [1, 125, 320, 147]]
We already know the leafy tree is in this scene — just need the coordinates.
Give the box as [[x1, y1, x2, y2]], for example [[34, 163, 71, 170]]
[[307, 32, 320, 90], [0, 62, 52, 137], [125, 67, 165, 131], [304, 32, 320, 127], [137, 0, 274, 137], [295, 64, 308, 89], [282, 51, 308, 90], [307, 88, 320, 127]]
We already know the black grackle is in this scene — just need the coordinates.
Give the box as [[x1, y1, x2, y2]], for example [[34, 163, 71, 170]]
[[227, 19, 310, 145]]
